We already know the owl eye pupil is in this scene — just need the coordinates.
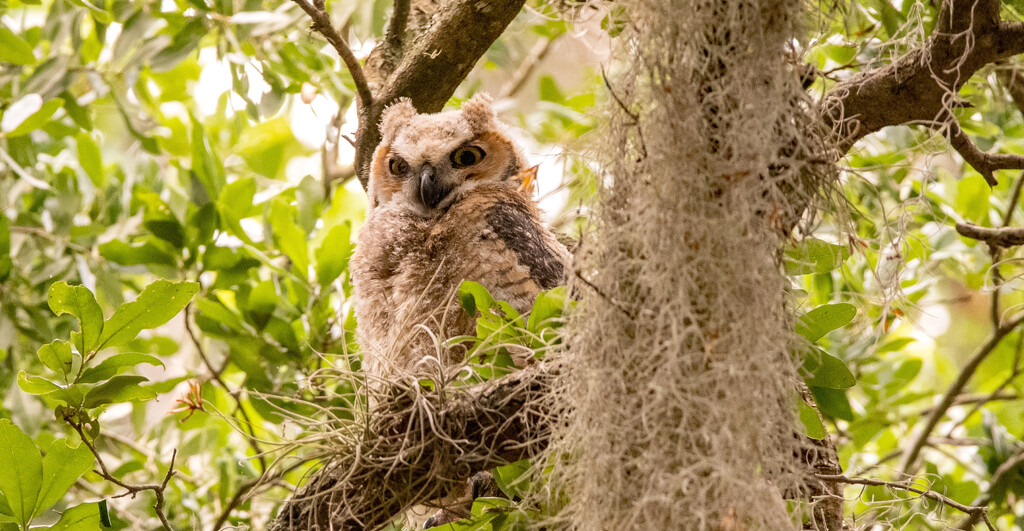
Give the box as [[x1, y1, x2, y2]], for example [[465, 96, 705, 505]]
[[389, 158, 409, 175], [451, 146, 485, 168]]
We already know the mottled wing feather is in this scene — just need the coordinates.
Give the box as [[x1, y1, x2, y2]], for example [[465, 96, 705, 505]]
[[484, 202, 566, 291]]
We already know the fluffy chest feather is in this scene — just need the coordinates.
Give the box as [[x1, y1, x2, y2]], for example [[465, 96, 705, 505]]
[[350, 185, 568, 377]]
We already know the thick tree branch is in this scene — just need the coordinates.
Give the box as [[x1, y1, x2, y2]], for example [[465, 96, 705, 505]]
[[822, 0, 1024, 184]]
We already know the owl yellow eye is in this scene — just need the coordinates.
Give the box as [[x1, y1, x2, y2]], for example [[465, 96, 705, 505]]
[[450, 146, 485, 168], [389, 157, 409, 176]]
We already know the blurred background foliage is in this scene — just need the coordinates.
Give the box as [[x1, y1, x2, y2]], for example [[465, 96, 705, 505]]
[[1, 0, 1024, 529]]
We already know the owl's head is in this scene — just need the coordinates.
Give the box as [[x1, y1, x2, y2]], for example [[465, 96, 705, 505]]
[[368, 93, 526, 215]]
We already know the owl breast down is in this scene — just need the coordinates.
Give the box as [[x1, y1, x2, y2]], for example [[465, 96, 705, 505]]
[[350, 183, 569, 380]]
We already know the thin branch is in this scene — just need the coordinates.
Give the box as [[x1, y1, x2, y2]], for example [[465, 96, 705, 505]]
[[897, 311, 1024, 474], [184, 304, 269, 474], [958, 448, 1024, 529], [817, 474, 995, 530], [955, 222, 1024, 247], [1002, 170, 1024, 226], [10, 225, 93, 255], [914, 390, 1021, 418], [499, 36, 556, 99], [944, 116, 1024, 186], [69, 419, 177, 530], [290, 0, 373, 108]]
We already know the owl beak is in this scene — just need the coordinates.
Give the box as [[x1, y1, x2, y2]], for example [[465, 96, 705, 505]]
[[418, 164, 451, 209]]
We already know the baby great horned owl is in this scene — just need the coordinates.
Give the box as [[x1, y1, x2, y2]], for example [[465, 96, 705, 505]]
[[350, 93, 570, 380]]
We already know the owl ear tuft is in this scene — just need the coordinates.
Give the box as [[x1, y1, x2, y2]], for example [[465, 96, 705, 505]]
[[380, 98, 417, 141], [461, 93, 497, 133]]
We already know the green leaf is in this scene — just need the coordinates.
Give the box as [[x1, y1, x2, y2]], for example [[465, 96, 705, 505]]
[[471, 497, 511, 517], [0, 493, 13, 520], [798, 400, 827, 440], [956, 174, 991, 224], [49, 503, 101, 531], [796, 303, 856, 342], [874, 0, 905, 36], [37, 340, 74, 375], [0, 420, 42, 526], [526, 286, 568, 333], [99, 499, 111, 527], [246, 280, 277, 330], [78, 353, 165, 384], [458, 281, 495, 318], [18, 373, 83, 405], [48, 282, 103, 354], [190, 114, 226, 198], [2, 97, 63, 137], [82, 375, 157, 409], [809, 386, 854, 421], [0, 23, 35, 65], [33, 439, 94, 518], [76, 132, 105, 188], [17, 372, 62, 395], [493, 459, 531, 499], [269, 199, 309, 276], [315, 222, 351, 287], [98, 239, 177, 266], [94, 280, 198, 351], [801, 347, 857, 389], [217, 177, 257, 244], [784, 238, 850, 275]]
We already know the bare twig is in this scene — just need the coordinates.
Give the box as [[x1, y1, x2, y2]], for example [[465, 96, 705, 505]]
[[1001, 170, 1024, 225], [321, 111, 356, 198], [68, 419, 177, 530], [183, 305, 269, 474], [818, 474, 995, 530], [10, 225, 93, 255], [944, 116, 1024, 186], [290, 0, 373, 108], [499, 36, 556, 99]]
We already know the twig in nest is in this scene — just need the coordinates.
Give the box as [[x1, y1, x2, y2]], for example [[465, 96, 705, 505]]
[[816, 474, 996, 531], [955, 222, 1024, 248], [290, 0, 373, 108]]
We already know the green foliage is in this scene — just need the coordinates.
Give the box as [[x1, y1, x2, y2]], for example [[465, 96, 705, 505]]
[[0, 0, 1021, 528], [0, 420, 94, 530], [456, 281, 573, 382]]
